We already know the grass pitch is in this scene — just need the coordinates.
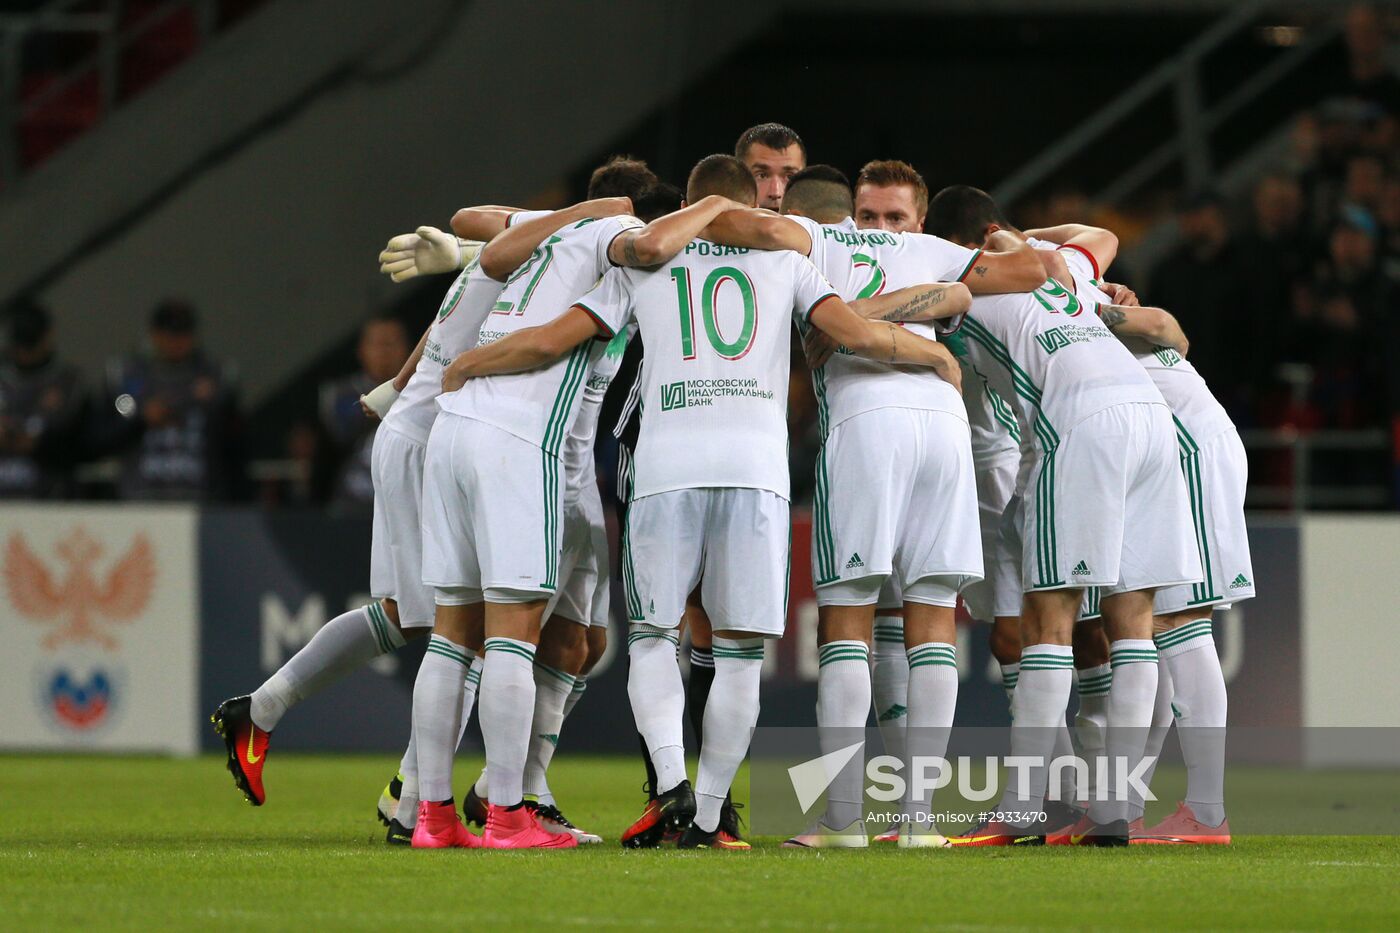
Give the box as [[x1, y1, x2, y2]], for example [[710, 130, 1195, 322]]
[[3, 754, 1398, 931]]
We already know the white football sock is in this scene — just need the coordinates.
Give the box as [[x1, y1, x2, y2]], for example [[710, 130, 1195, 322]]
[[563, 676, 588, 721], [395, 725, 420, 829], [412, 634, 470, 803], [996, 644, 1073, 822], [1074, 662, 1111, 804], [456, 655, 484, 750], [627, 625, 687, 794], [250, 603, 404, 731], [1128, 660, 1176, 821], [1000, 661, 1020, 705], [522, 662, 576, 805], [871, 616, 909, 790], [904, 642, 957, 828], [816, 640, 871, 829], [1156, 620, 1228, 826], [1089, 639, 1158, 824], [694, 637, 764, 833], [479, 637, 537, 808]]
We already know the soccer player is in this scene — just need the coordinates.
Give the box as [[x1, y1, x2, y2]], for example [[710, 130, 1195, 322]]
[[441, 154, 962, 849], [926, 186, 1201, 846], [692, 163, 1043, 846], [411, 163, 746, 850], [1028, 226, 1249, 843], [211, 199, 563, 817], [848, 160, 1046, 841], [736, 122, 806, 210], [620, 125, 809, 844]]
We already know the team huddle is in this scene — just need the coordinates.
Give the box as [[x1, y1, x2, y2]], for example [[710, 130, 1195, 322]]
[[211, 123, 1254, 851]]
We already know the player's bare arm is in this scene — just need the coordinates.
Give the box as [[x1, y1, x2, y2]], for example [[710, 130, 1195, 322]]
[[606, 195, 748, 268], [479, 197, 635, 280], [441, 306, 605, 392], [809, 296, 963, 394], [1097, 303, 1189, 356], [451, 205, 526, 241], [378, 226, 484, 282], [1033, 248, 1075, 291], [1022, 223, 1120, 277], [964, 230, 1047, 294], [700, 207, 813, 256], [853, 282, 972, 323]]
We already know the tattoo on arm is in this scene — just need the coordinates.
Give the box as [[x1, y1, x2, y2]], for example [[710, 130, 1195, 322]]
[[1098, 305, 1127, 329], [620, 232, 641, 267], [887, 322, 898, 363], [973, 265, 988, 277], [879, 287, 946, 322]]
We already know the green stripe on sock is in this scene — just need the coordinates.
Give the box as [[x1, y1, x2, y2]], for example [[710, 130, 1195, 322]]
[[534, 663, 576, 687]]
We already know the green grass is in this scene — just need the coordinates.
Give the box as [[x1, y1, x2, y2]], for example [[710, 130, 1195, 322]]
[[2, 754, 1398, 931]]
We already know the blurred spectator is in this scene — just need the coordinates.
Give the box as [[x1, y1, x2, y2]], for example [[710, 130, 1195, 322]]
[[1335, 3, 1400, 116], [0, 298, 86, 498], [1290, 207, 1391, 429], [318, 314, 409, 508], [107, 300, 242, 501], [1234, 173, 1314, 395], [1148, 190, 1248, 402]]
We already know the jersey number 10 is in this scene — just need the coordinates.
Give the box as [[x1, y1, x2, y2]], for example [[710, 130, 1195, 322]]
[[670, 266, 759, 361]]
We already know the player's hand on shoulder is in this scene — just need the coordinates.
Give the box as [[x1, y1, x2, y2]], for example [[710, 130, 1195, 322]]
[[379, 226, 460, 282]]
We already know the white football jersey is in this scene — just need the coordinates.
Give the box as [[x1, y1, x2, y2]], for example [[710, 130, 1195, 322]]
[[944, 264, 1163, 452], [962, 361, 1022, 462], [793, 216, 976, 436], [563, 323, 634, 499], [383, 209, 554, 445], [1050, 243, 1237, 447], [578, 240, 838, 500], [437, 213, 642, 455]]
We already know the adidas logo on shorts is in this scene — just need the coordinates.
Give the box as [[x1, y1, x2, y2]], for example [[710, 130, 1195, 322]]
[[1072, 560, 1091, 577], [845, 552, 865, 570], [1229, 573, 1252, 589]]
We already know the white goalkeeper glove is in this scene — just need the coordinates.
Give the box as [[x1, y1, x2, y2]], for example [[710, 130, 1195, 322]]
[[378, 226, 483, 282], [359, 380, 400, 420]]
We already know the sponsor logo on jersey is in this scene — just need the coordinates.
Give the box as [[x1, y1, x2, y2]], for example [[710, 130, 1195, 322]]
[[1034, 324, 1110, 356], [1153, 345, 1183, 367], [1072, 560, 1091, 577], [845, 552, 865, 570], [661, 382, 687, 411], [1229, 573, 1252, 589]]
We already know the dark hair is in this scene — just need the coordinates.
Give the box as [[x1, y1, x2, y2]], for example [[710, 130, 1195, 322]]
[[362, 312, 407, 336], [6, 296, 51, 349], [587, 155, 658, 200], [782, 164, 853, 221], [856, 159, 930, 215], [734, 122, 806, 162], [632, 182, 684, 223], [151, 298, 197, 334], [687, 154, 758, 206], [927, 185, 1009, 246]]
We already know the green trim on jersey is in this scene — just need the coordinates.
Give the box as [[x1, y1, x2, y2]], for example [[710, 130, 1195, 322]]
[[538, 344, 591, 591], [803, 292, 838, 324], [955, 249, 984, 283], [1030, 445, 1066, 589], [984, 382, 1022, 443]]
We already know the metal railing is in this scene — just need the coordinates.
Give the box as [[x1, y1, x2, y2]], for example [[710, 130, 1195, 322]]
[[0, 0, 224, 188], [992, 0, 1342, 209]]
